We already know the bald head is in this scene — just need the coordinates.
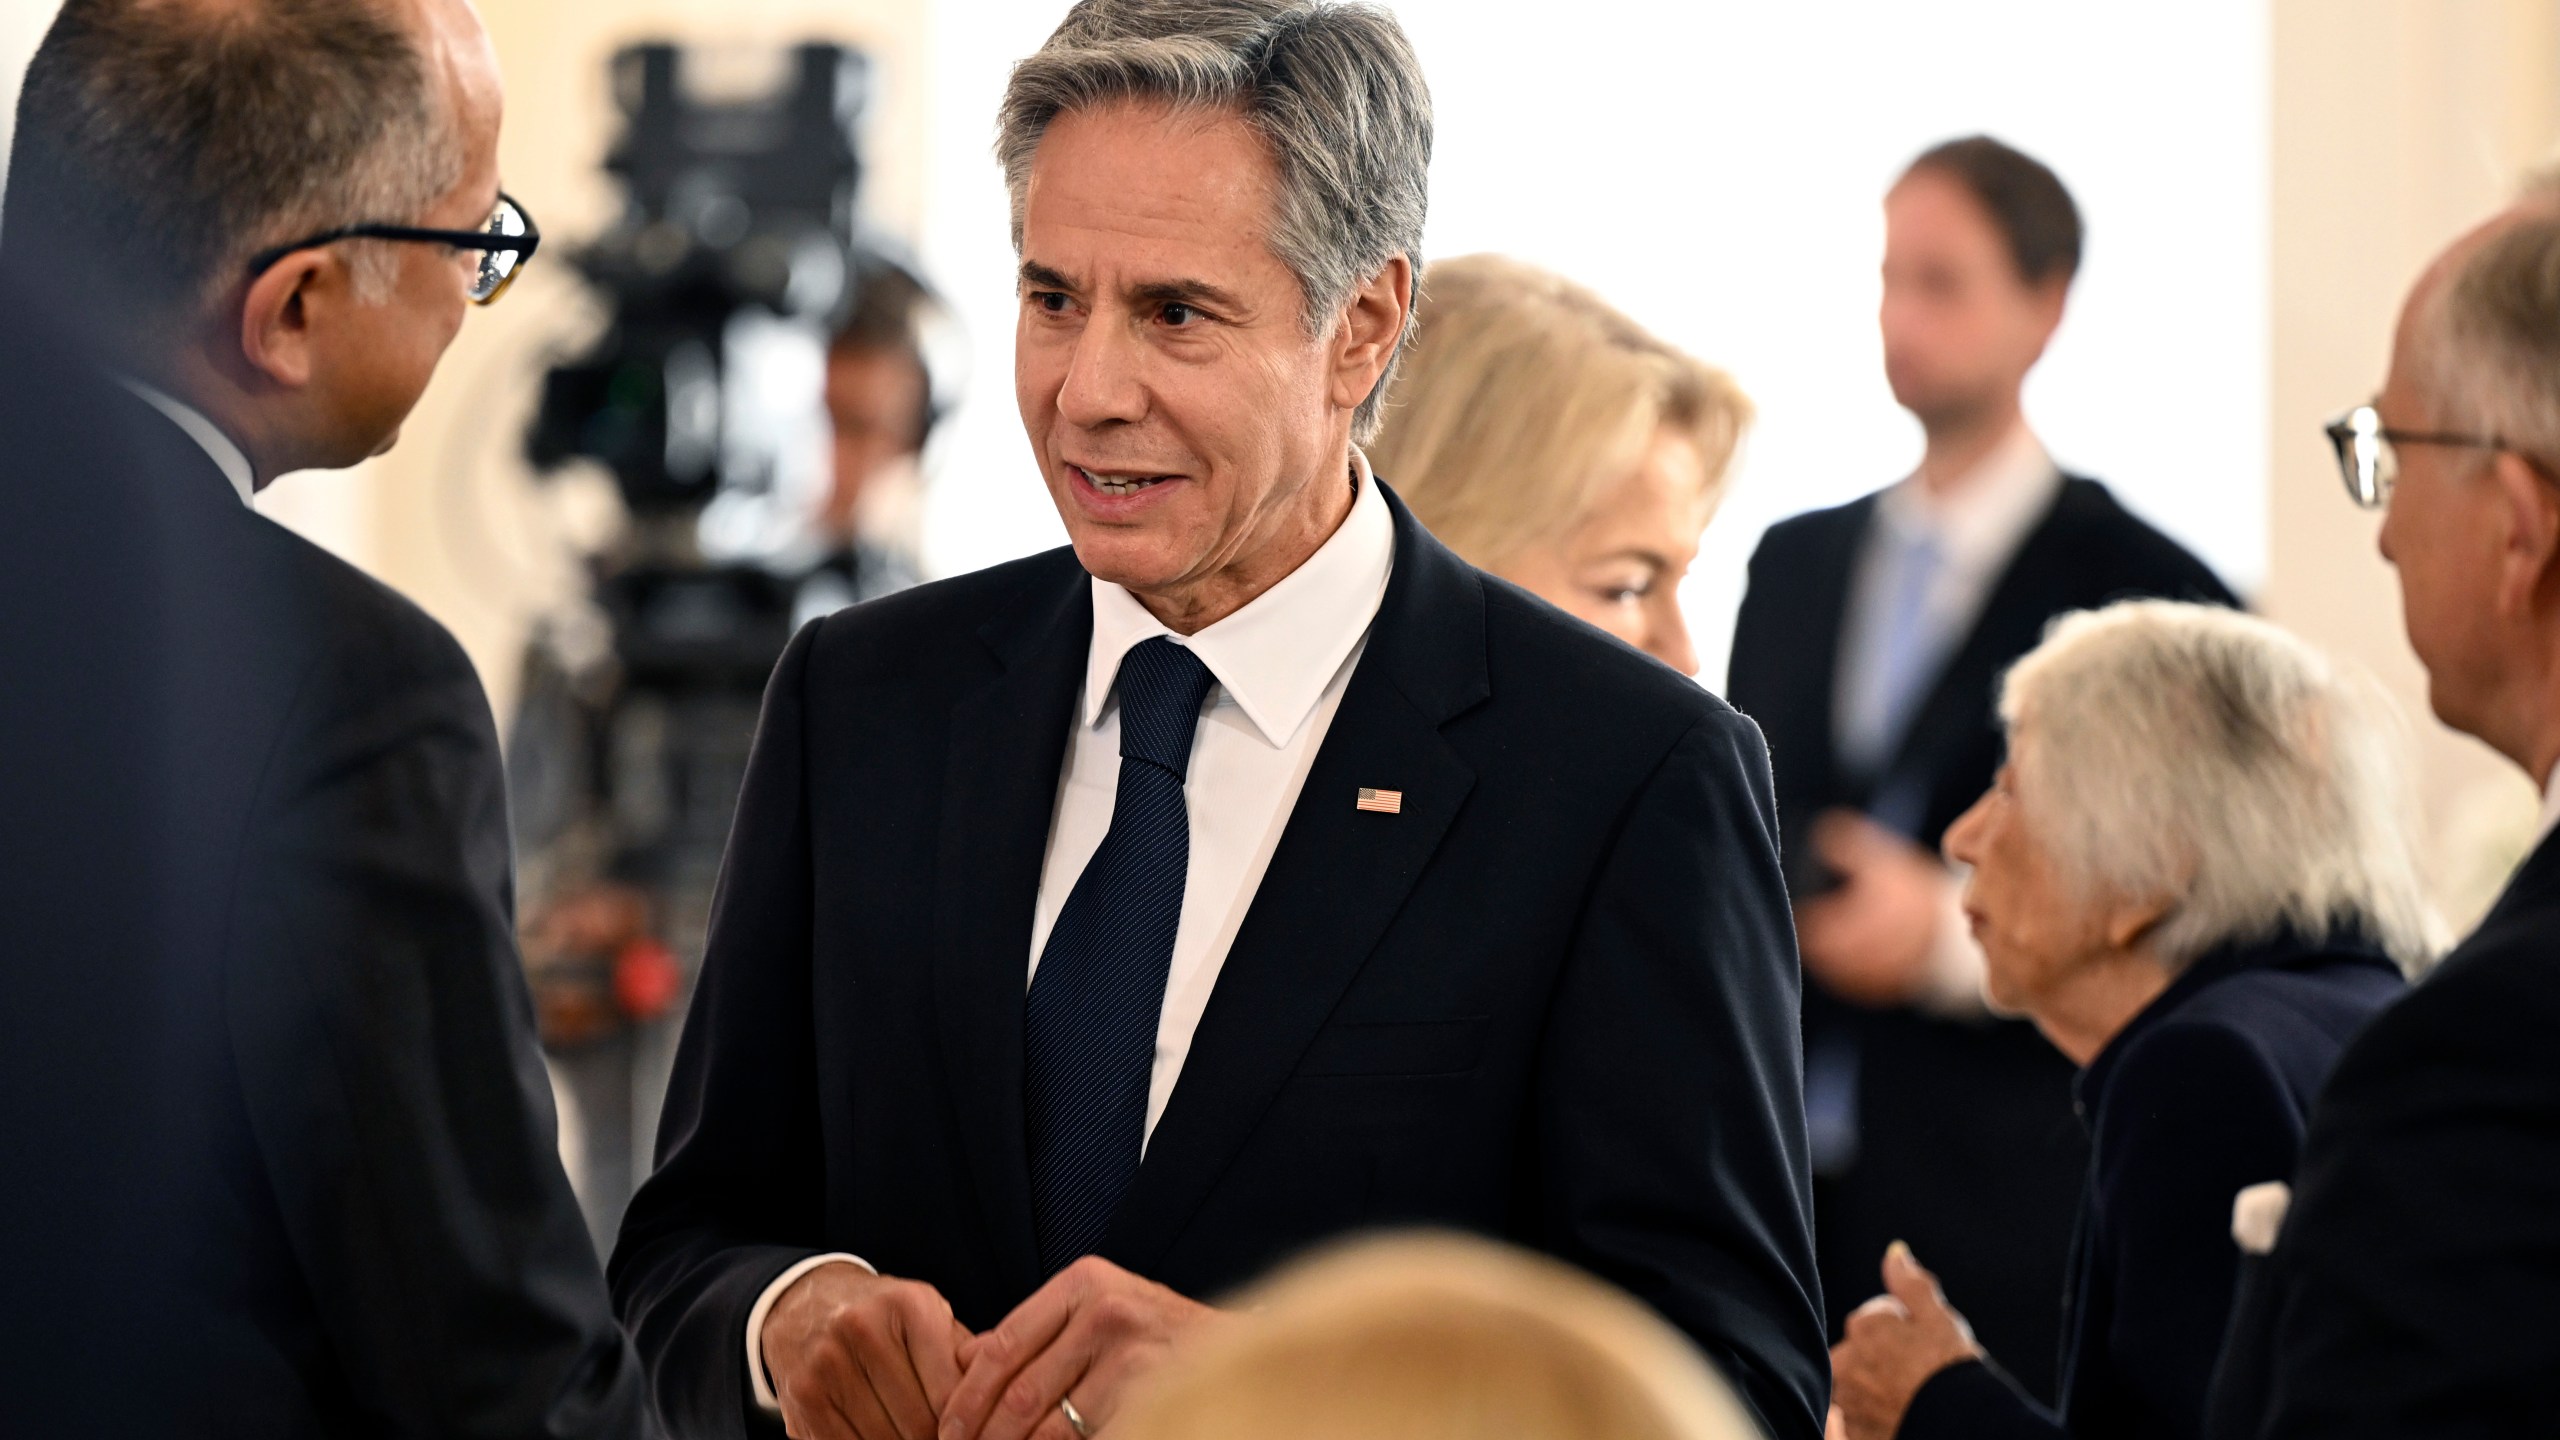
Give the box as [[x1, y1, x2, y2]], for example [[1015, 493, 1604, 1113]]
[[2390, 182, 2560, 449], [3, 0, 489, 333]]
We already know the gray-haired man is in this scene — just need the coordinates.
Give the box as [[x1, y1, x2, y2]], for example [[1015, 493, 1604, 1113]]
[[609, 4, 1828, 1438], [2204, 186, 2560, 1439]]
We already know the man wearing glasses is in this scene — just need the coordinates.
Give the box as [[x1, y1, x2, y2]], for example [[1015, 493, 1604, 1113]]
[[2207, 182, 2560, 1438], [0, 0, 646, 1435]]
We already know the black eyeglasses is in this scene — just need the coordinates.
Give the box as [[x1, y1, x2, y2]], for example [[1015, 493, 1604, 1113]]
[[245, 191, 540, 305], [2324, 403, 2510, 509]]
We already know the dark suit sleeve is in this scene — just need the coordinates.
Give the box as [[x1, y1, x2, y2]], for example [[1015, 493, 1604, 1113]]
[[1533, 706, 1829, 1440], [1901, 1359, 2064, 1440], [2244, 965, 2560, 1439], [610, 620, 832, 1440], [2092, 1022, 2302, 1439], [224, 616, 652, 1439]]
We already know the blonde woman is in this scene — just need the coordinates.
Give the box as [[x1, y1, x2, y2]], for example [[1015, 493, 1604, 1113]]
[[1368, 254, 1751, 675], [1113, 1233, 1762, 1440]]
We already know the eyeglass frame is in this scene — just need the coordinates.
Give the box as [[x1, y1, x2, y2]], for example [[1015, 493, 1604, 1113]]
[[243, 191, 540, 305], [2324, 402, 2516, 510]]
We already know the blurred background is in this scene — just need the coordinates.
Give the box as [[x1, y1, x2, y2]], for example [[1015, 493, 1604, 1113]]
[[6, 0, 2554, 1228]]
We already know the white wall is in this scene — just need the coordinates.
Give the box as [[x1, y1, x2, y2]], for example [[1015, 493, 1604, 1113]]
[[915, 0, 2272, 687]]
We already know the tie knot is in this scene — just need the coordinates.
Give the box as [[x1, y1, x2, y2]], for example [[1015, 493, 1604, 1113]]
[[1114, 637, 1216, 775]]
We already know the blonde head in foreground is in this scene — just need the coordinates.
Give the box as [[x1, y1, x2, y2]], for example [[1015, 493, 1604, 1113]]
[[1111, 1233, 1760, 1440], [1368, 254, 1751, 674]]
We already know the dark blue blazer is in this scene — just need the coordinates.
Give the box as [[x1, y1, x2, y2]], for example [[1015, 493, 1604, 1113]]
[[2208, 834, 2560, 1439], [0, 278, 650, 1435], [1901, 929, 2404, 1440], [609, 486, 1830, 1439]]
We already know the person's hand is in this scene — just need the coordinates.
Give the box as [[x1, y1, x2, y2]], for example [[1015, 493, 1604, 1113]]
[[1797, 811, 1948, 1008], [762, 1262, 974, 1440], [940, 1257, 1225, 1440], [1828, 1243, 1985, 1440]]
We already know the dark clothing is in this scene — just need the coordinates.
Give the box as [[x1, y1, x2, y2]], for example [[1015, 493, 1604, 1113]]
[[1727, 474, 2236, 1400], [2207, 834, 2560, 1440], [610, 487, 1830, 1440], [0, 289, 651, 1437], [1901, 931, 2404, 1440]]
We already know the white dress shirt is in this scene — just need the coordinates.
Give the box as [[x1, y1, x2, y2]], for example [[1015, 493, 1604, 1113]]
[[2535, 765, 2560, 851], [120, 379, 256, 506], [744, 453, 1395, 1412], [1832, 421, 2061, 1018]]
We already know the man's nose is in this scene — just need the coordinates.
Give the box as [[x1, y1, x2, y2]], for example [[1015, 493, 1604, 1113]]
[[1056, 317, 1149, 429]]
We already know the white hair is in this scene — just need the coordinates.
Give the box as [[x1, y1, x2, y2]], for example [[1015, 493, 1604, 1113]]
[[1998, 601, 2434, 974], [994, 0, 1431, 442]]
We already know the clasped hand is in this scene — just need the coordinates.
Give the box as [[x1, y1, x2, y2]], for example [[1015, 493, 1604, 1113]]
[[763, 1256, 1221, 1440]]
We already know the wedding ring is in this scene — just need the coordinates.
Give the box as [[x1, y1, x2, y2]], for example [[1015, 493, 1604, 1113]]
[[1059, 1396, 1095, 1438]]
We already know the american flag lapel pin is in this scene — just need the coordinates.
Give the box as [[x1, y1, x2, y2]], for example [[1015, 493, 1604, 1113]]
[[1355, 786, 1404, 815]]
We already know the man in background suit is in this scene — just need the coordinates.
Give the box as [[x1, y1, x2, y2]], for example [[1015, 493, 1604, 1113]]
[[2206, 182, 2560, 1440], [0, 1, 650, 1433], [610, 4, 1828, 1439], [1727, 136, 2233, 1401]]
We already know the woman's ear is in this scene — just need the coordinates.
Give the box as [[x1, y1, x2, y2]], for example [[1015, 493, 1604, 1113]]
[[2103, 893, 2173, 954]]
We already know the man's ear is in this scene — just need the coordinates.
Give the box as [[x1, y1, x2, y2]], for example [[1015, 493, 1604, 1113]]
[[2488, 450, 2560, 619], [1328, 253, 1414, 416], [237, 250, 336, 391], [2023, 273, 2070, 359]]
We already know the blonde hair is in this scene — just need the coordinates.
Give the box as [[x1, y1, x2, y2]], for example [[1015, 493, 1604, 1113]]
[[1367, 254, 1751, 569], [1112, 1233, 1759, 1440], [1999, 601, 2436, 974]]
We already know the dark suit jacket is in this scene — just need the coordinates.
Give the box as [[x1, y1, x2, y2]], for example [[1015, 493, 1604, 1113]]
[[0, 289, 651, 1437], [1727, 475, 2237, 1401], [609, 486, 1830, 1439], [1901, 931, 2403, 1440], [2207, 835, 2560, 1439]]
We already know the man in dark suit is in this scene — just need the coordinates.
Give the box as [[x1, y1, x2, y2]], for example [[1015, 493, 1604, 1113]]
[[1726, 136, 2234, 1402], [2206, 185, 2560, 1439], [608, 5, 1828, 1440], [0, 1, 650, 1434]]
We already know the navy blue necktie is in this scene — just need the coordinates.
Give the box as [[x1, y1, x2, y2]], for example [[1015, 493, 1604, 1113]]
[[1025, 636, 1217, 1274]]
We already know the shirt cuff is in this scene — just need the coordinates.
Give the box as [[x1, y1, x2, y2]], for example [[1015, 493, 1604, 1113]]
[[746, 1252, 876, 1416], [1912, 865, 1991, 1019]]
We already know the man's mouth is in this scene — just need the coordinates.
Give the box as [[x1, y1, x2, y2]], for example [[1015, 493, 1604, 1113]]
[[1069, 463, 1177, 497]]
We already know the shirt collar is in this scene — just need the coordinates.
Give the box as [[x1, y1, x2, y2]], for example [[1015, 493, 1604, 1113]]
[[1875, 419, 2061, 573], [2536, 764, 2560, 850], [1083, 448, 1394, 748], [119, 378, 256, 507]]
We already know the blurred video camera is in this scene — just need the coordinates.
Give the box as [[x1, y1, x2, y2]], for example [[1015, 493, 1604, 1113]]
[[528, 39, 872, 686]]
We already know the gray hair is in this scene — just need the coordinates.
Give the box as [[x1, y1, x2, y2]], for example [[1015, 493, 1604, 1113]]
[[2416, 184, 2560, 472], [3, 0, 458, 330], [995, 0, 1431, 442], [1998, 601, 2434, 974]]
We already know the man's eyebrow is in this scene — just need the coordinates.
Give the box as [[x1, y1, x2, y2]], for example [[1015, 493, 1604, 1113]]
[[1019, 260, 1077, 292], [1129, 277, 1245, 311]]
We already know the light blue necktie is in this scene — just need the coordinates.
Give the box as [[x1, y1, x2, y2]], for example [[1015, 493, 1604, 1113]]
[[1847, 523, 1947, 783]]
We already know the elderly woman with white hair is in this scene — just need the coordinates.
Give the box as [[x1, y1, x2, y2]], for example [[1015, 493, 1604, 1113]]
[[1827, 601, 2430, 1440]]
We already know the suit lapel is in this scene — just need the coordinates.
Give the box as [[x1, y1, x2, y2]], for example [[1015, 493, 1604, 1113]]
[[932, 561, 1091, 1298], [1103, 489, 1489, 1273]]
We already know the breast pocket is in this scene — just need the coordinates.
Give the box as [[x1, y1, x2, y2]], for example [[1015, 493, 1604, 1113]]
[[1293, 1016, 1489, 1078]]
